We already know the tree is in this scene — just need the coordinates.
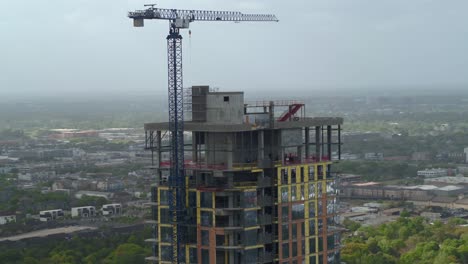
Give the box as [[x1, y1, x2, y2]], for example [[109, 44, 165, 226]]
[[341, 242, 368, 264], [74, 195, 108, 207], [49, 250, 82, 264], [343, 218, 361, 232], [22, 257, 39, 264], [104, 243, 146, 264], [401, 208, 410, 218]]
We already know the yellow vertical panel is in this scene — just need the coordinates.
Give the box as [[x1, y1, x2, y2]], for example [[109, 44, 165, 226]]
[[278, 184, 282, 204], [196, 191, 200, 207], [277, 167, 281, 182], [314, 164, 318, 181], [323, 162, 327, 180], [213, 209, 216, 226], [212, 192, 215, 209], [304, 188, 309, 219], [305, 220, 310, 248], [158, 223, 161, 243], [159, 244, 163, 263], [158, 188, 161, 206], [305, 165, 309, 182], [158, 205, 162, 262], [296, 165, 299, 184]]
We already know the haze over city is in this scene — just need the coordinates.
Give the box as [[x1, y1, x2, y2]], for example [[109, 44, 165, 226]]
[[1, 0, 468, 99]]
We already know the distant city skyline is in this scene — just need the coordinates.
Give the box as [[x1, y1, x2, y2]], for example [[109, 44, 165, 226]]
[[1, 0, 468, 99]]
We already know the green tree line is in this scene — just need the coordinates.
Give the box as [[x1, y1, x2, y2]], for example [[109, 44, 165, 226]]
[[342, 217, 468, 264]]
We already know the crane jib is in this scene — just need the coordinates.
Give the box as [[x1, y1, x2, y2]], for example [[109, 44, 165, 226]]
[[128, 8, 279, 22]]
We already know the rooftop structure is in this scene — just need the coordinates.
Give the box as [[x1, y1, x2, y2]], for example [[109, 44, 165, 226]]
[[425, 176, 468, 186], [341, 182, 467, 200], [144, 86, 343, 264], [417, 168, 448, 178]]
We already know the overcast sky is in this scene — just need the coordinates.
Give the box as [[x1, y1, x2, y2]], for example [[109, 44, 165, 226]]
[[1, 0, 467, 99]]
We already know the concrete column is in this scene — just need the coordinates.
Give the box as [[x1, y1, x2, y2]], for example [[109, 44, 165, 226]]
[[315, 126, 321, 161], [305, 127, 310, 159], [298, 145, 304, 163], [156, 131, 162, 166], [269, 101, 275, 128], [156, 131, 162, 186], [205, 132, 209, 164], [227, 194, 235, 263], [327, 125, 332, 159], [227, 134, 233, 169], [338, 125, 342, 160], [279, 131, 285, 165], [257, 130, 264, 167], [192, 132, 198, 162]]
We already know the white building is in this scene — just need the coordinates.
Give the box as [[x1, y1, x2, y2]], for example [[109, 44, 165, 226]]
[[0, 214, 16, 225], [425, 176, 468, 185], [39, 209, 64, 222], [75, 191, 113, 200], [102, 204, 122, 216], [364, 152, 384, 160], [71, 206, 96, 218], [465, 147, 468, 163], [417, 168, 448, 178]]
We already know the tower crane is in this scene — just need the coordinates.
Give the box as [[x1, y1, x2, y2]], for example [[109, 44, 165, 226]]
[[128, 5, 278, 263]]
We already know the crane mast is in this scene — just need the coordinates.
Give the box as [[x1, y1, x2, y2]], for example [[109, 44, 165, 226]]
[[129, 6, 278, 264]]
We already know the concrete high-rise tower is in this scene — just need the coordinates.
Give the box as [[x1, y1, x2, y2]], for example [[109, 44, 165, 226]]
[[144, 86, 343, 264]]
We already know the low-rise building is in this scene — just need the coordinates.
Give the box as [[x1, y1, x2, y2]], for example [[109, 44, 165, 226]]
[[75, 191, 113, 200], [425, 176, 468, 186], [0, 166, 13, 174], [465, 147, 468, 163], [39, 209, 64, 222], [417, 168, 448, 178], [339, 174, 362, 185], [341, 183, 466, 200], [434, 185, 466, 197], [340, 153, 359, 160], [96, 180, 124, 192], [102, 204, 122, 216], [364, 152, 384, 160], [71, 206, 96, 218], [412, 152, 431, 161], [0, 212, 16, 225], [0, 156, 19, 165], [458, 166, 468, 175], [420, 212, 441, 222]]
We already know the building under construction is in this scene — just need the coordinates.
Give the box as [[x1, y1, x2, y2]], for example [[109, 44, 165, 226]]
[[144, 86, 343, 264]]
